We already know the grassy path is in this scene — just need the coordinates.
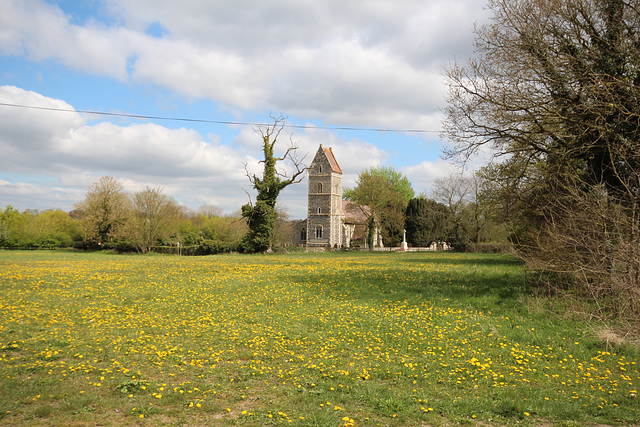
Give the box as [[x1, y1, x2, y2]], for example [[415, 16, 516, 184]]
[[0, 251, 638, 425]]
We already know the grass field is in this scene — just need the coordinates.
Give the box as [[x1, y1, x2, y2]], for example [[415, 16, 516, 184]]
[[0, 250, 638, 426]]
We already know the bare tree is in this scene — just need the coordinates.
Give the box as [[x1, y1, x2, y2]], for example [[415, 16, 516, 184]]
[[130, 186, 180, 253], [444, 0, 640, 194], [273, 203, 295, 249], [529, 170, 640, 319], [242, 115, 307, 252], [197, 204, 224, 219], [432, 173, 470, 216], [432, 173, 472, 248]]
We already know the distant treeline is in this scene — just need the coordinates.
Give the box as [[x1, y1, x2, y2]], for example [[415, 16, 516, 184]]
[[0, 204, 251, 254]]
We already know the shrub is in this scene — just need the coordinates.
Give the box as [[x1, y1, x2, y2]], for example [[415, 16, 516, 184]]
[[196, 239, 240, 255]]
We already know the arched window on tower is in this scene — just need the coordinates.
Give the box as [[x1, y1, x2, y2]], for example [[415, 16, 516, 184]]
[[301, 228, 306, 241], [315, 226, 323, 239], [317, 207, 322, 214], [317, 182, 323, 193], [317, 164, 323, 173]]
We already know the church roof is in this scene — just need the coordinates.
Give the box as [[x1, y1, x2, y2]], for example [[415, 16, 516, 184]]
[[342, 200, 370, 224], [321, 145, 342, 173]]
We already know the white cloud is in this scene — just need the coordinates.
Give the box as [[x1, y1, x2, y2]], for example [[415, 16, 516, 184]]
[[59, 122, 244, 179], [131, 38, 269, 109], [269, 40, 447, 128], [403, 160, 465, 197], [0, 86, 86, 171], [0, 179, 85, 211], [0, 0, 490, 126], [0, 86, 253, 213], [0, 0, 133, 80], [0, 0, 495, 216], [0, 86, 395, 218]]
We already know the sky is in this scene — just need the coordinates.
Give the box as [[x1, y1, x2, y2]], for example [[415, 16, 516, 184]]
[[0, 0, 491, 219]]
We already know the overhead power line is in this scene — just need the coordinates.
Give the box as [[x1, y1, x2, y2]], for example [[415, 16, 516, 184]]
[[0, 102, 440, 134]]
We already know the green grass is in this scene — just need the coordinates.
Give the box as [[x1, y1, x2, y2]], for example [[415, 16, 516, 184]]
[[0, 250, 638, 426]]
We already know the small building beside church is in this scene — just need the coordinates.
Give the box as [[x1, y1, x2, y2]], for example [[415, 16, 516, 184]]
[[293, 145, 382, 250]]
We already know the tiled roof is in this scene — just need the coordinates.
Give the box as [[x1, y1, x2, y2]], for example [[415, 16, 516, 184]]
[[342, 200, 370, 223], [323, 146, 342, 173]]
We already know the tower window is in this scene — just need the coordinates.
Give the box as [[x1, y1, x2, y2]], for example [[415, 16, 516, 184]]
[[315, 226, 323, 239], [317, 207, 322, 214], [317, 164, 323, 173], [317, 182, 323, 193], [301, 228, 306, 241]]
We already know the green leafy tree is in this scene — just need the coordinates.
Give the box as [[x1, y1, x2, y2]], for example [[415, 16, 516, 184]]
[[345, 166, 414, 248], [381, 167, 415, 204], [177, 220, 201, 246], [0, 207, 81, 249], [199, 213, 247, 244], [0, 216, 7, 244], [344, 166, 415, 205], [75, 176, 130, 247], [0, 206, 33, 247], [242, 116, 307, 253], [30, 209, 82, 248]]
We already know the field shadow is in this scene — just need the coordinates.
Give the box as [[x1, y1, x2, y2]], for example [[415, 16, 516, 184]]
[[400, 253, 524, 267], [401, 269, 527, 305], [286, 254, 528, 309]]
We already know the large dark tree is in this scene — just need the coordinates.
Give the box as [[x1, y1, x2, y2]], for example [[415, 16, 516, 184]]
[[405, 197, 448, 246], [242, 116, 307, 253], [444, 0, 640, 318]]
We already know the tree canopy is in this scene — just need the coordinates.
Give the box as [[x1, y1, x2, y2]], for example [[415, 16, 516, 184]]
[[74, 176, 130, 246], [405, 197, 448, 246], [444, 0, 640, 318], [345, 166, 414, 247], [444, 0, 640, 194], [344, 166, 414, 206], [129, 186, 181, 253]]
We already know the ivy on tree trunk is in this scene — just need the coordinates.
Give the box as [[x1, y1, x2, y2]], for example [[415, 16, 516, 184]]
[[242, 115, 307, 253]]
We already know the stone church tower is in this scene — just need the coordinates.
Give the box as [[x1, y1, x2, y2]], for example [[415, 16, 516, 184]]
[[292, 144, 381, 249], [305, 145, 345, 249]]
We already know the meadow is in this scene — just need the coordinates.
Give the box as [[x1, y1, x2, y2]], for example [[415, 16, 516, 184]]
[[0, 251, 638, 426]]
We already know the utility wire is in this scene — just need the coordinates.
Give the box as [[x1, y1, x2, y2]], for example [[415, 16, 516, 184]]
[[0, 102, 440, 134]]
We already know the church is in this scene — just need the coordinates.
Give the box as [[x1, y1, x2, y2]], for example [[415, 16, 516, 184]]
[[293, 145, 382, 249]]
